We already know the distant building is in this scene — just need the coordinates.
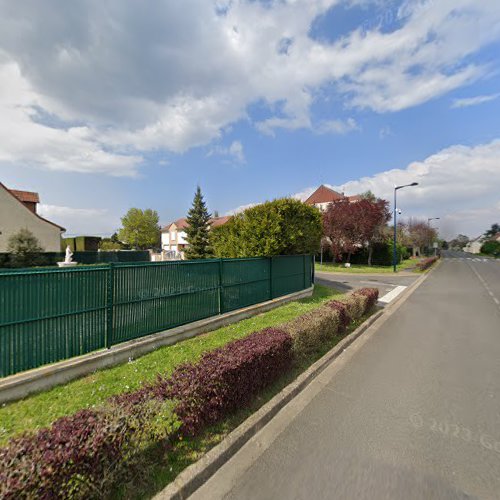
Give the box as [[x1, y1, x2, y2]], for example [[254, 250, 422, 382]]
[[304, 185, 361, 212], [161, 216, 231, 257], [464, 236, 484, 254], [0, 183, 65, 252]]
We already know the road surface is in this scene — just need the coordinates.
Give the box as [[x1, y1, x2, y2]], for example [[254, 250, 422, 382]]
[[191, 255, 500, 499]]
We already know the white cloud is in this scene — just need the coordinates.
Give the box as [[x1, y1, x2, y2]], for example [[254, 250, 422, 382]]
[[0, 59, 143, 176], [451, 93, 500, 108], [0, 0, 499, 173], [38, 204, 120, 236], [225, 202, 257, 215], [208, 140, 245, 163], [318, 138, 500, 238], [317, 118, 359, 135], [233, 137, 500, 239]]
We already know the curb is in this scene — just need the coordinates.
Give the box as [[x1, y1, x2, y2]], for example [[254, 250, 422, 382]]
[[155, 261, 439, 499]]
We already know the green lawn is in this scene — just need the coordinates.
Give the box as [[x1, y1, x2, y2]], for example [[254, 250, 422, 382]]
[[315, 259, 415, 274], [0, 284, 341, 445]]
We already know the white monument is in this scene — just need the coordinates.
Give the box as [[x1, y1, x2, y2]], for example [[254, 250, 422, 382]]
[[57, 245, 78, 267]]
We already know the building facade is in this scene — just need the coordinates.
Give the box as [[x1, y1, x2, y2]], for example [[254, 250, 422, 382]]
[[161, 216, 231, 258], [0, 183, 65, 252]]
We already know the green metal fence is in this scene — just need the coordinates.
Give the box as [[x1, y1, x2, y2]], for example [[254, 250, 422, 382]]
[[0, 255, 313, 377]]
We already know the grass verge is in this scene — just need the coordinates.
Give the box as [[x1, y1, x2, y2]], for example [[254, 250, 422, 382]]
[[0, 285, 340, 445], [315, 259, 414, 274]]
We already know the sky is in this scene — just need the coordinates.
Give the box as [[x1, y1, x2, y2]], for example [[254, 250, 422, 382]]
[[0, 0, 499, 240]]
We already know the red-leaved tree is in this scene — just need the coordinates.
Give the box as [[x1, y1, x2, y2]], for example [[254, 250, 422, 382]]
[[322, 194, 391, 264]]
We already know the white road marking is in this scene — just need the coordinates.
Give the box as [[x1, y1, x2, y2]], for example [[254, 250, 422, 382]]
[[468, 263, 500, 312], [378, 285, 407, 304]]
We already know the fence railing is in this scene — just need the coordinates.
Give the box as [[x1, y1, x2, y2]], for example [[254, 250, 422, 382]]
[[0, 255, 313, 377]]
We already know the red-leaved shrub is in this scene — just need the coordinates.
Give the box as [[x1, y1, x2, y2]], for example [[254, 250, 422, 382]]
[[162, 328, 293, 435], [416, 256, 438, 271], [352, 288, 379, 311], [324, 300, 351, 331], [0, 401, 179, 499]]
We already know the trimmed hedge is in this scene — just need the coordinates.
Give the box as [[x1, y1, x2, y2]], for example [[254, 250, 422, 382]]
[[0, 288, 378, 498], [353, 288, 379, 311], [0, 400, 179, 499], [283, 307, 340, 360], [416, 256, 439, 271]]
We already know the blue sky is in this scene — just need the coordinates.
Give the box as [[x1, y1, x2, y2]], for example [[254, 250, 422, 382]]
[[0, 0, 499, 239]]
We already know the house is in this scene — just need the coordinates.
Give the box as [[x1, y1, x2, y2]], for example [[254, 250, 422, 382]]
[[304, 185, 361, 212], [464, 236, 484, 254], [161, 216, 231, 257], [0, 183, 65, 252]]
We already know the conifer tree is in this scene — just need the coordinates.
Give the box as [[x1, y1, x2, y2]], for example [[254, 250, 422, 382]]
[[184, 186, 212, 259]]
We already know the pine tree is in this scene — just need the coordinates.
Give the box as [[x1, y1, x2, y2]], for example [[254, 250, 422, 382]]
[[184, 186, 212, 259]]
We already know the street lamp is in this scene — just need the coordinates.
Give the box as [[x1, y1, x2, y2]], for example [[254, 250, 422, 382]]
[[427, 217, 440, 255], [393, 182, 419, 272]]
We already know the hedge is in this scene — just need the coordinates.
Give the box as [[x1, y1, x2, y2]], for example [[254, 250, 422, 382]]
[[416, 256, 439, 271], [0, 288, 378, 498]]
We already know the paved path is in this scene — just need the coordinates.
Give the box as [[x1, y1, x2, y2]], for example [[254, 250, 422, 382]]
[[192, 257, 500, 499]]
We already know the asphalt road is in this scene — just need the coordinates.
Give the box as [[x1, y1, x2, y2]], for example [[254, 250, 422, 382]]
[[191, 256, 500, 499], [315, 270, 418, 299]]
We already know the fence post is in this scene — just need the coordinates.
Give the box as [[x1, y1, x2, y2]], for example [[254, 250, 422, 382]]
[[269, 256, 273, 300], [311, 254, 315, 285], [218, 258, 224, 314], [303, 254, 307, 289], [106, 263, 114, 348]]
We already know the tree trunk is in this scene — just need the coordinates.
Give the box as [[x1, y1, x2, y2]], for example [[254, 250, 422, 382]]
[[368, 245, 373, 266], [347, 252, 351, 263]]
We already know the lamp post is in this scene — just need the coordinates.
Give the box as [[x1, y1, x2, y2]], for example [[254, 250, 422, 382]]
[[427, 217, 440, 255], [393, 182, 419, 272]]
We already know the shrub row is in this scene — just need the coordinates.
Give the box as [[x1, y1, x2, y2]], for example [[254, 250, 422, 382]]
[[416, 256, 439, 271], [0, 400, 179, 499], [0, 288, 378, 498]]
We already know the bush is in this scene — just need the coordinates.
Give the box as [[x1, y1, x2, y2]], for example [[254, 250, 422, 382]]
[[416, 256, 439, 271], [324, 300, 351, 331], [481, 240, 500, 257], [0, 401, 179, 499], [211, 198, 322, 258], [6, 228, 45, 268], [344, 293, 368, 321], [352, 288, 379, 311], [163, 328, 293, 435], [283, 306, 340, 360]]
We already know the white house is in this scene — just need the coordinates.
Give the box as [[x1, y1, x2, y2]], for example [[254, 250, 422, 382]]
[[464, 236, 484, 254], [160, 216, 231, 258], [0, 183, 65, 252]]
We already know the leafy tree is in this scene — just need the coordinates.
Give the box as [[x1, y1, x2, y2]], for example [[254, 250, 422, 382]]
[[118, 208, 160, 250], [184, 186, 212, 259], [7, 228, 45, 267], [99, 232, 127, 250], [322, 197, 391, 264], [407, 218, 438, 255], [211, 198, 322, 257], [484, 223, 500, 239], [481, 240, 500, 257], [449, 234, 469, 250]]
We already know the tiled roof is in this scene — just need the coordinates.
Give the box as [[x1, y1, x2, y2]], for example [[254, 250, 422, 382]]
[[0, 183, 65, 231], [210, 216, 232, 227], [162, 216, 232, 232], [304, 185, 344, 205], [9, 189, 40, 204], [347, 194, 362, 202]]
